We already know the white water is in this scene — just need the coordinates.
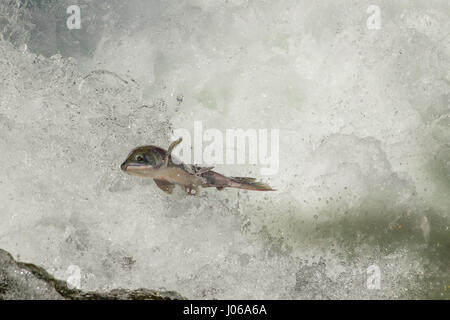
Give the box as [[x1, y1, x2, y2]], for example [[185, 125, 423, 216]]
[[0, 0, 448, 299]]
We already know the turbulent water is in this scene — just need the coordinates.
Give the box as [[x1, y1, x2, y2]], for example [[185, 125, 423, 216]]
[[0, 0, 448, 299]]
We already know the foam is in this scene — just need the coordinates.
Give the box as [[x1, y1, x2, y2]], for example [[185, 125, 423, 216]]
[[0, 0, 448, 299]]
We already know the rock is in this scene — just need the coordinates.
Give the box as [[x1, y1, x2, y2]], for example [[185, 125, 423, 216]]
[[0, 248, 184, 300]]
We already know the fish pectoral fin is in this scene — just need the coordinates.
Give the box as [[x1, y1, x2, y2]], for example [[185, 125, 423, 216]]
[[154, 179, 175, 194]]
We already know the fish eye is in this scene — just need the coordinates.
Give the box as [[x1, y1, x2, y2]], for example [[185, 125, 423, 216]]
[[136, 155, 144, 162]]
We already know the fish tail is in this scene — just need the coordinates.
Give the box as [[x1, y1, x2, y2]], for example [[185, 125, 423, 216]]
[[201, 171, 276, 191], [229, 176, 276, 191]]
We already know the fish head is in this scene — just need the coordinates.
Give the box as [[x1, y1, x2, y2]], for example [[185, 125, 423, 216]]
[[120, 146, 165, 177]]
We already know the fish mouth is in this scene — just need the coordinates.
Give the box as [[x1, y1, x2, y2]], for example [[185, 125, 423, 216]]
[[121, 162, 151, 171]]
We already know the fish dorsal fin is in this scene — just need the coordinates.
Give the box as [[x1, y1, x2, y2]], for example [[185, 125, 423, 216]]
[[163, 137, 183, 167], [154, 178, 175, 194], [167, 138, 182, 157]]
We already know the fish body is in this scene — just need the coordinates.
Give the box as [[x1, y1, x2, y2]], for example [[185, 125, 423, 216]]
[[121, 138, 275, 195]]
